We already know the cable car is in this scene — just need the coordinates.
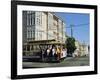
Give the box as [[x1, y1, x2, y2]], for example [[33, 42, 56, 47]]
[[23, 39, 67, 62]]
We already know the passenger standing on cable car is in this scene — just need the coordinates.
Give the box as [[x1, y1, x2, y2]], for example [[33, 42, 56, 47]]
[[56, 46, 61, 61], [43, 46, 48, 62], [42, 48, 45, 61], [48, 45, 53, 61], [54, 47, 58, 60], [52, 45, 56, 61], [47, 46, 50, 61]]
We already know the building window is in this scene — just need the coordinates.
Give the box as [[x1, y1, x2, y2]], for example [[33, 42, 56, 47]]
[[32, 30, 35, 39], [29, 11, 31, 25], [48, 13, 53, 30], [27, 11, 35, 26], [27, 30, 29, 39], [32, 12, 35, 25], [36, 12, 42, 26], [27, 11, 29, 26], [28, 31, 30, 38], [39, 31, 42, 40], [30, 12, 32, 25], [30, 30, 32, 39]]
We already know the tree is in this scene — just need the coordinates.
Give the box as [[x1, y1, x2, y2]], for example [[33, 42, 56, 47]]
[[65, 37, 76, 56]]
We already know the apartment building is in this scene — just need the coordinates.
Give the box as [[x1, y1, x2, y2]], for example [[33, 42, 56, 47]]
[[73, 40, 89, 57], [22, 11, 66, 44]]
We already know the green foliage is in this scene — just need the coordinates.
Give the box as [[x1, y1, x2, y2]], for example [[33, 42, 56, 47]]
[[66, 37, 76, 55]]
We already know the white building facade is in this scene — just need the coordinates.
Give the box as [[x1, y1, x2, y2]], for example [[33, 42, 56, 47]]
[[23, 11, 66, 44]]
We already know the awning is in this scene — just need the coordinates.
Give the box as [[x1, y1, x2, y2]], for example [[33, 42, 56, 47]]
[[23, 39, 65, 45]]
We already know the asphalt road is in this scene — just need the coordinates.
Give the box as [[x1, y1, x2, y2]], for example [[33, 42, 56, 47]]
[[23, 56, 89, 69]]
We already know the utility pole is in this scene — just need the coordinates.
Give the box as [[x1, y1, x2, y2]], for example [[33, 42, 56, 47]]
[[70, 24, 74, 37], [67, 23, 89, 38]]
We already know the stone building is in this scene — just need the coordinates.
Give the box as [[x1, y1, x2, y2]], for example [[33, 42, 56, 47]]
[[23, 11, 66, 43]]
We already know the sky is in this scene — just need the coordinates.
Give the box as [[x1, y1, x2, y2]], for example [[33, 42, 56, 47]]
[[55, 12, 90, 45]]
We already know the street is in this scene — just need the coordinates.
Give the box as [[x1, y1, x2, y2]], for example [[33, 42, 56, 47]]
[[23, 55, 89, 69]]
